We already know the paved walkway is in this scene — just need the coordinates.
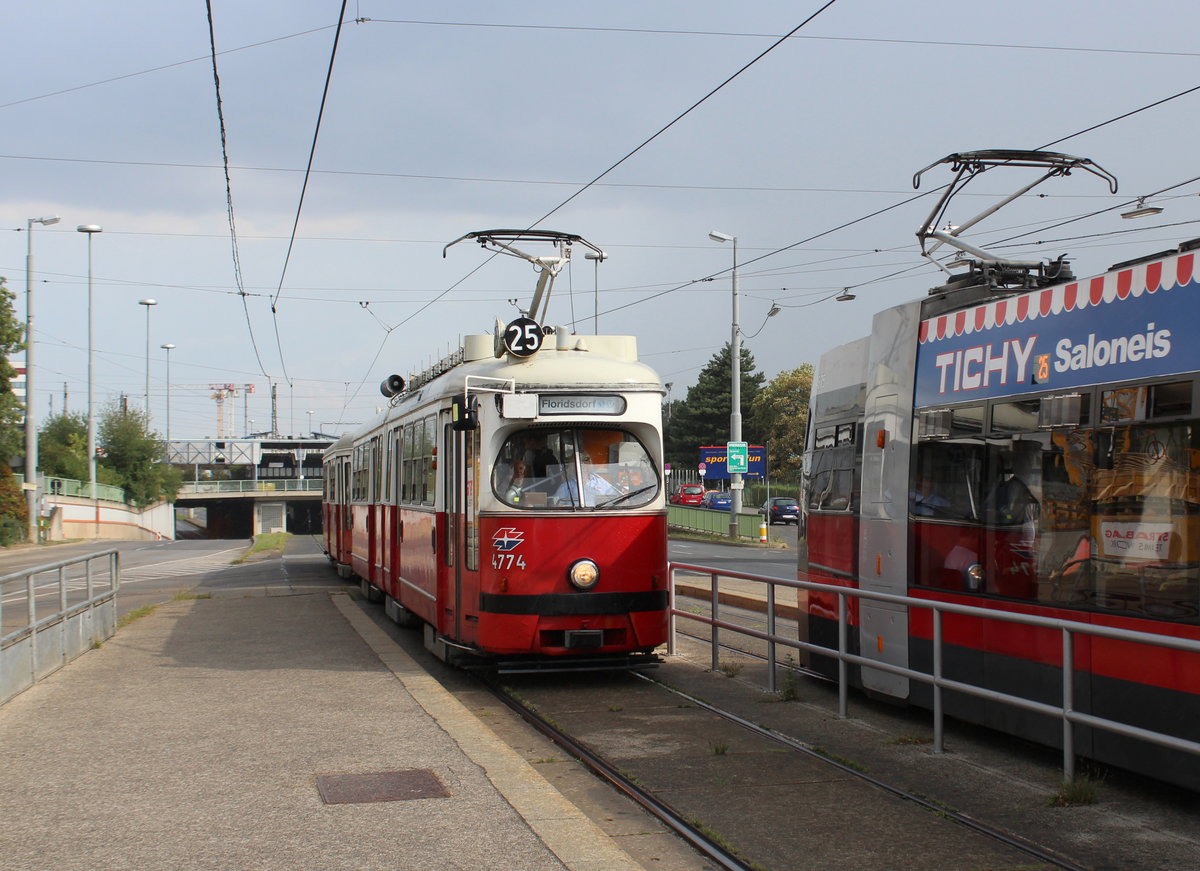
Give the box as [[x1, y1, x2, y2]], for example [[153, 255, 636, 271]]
[[0, 544, 642, 871]]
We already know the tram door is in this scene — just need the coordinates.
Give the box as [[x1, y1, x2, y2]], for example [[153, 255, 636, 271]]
[[443, 422, 481, 645]]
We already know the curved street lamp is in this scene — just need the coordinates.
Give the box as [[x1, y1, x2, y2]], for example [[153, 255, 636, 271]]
[[709, 230, 741, 538]]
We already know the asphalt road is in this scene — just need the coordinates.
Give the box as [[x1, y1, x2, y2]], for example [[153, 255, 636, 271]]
[[2, 532, 784, 635], [0, 538, 255, 629], [669, 532, 797, 580]]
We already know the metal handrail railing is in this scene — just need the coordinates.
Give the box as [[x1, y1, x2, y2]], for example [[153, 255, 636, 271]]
[[667, 561, 1200, 783], [1, 550, 120, 646], [43, 476, 127, 503], [1, 550, 120, 704], [176, 479, 324, 495]]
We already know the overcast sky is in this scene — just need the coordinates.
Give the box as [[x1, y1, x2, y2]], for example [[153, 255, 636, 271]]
[[4, 1, 1199, 441]]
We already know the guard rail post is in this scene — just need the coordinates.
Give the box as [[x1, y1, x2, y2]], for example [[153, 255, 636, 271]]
[[1063, 628, 1075, 783], [710, 571, 720, 673], [837, 591, 848, 719], [766, 582, 777, 694], [667, 569, 677, 656], [933, 609, 944, 754]]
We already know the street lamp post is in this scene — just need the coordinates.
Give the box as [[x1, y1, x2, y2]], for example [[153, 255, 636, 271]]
[[77, 225, 102, 504], [24, 215, 60, 541], [138, 299, 157, 419], [709, 230, 741, 539], [160, 343, 174, 442], [584, 251, 607, 333], [306, 410, 314, 436]]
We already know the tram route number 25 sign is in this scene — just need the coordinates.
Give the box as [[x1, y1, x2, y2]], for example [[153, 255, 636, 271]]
[[504, 317, 545, 358]]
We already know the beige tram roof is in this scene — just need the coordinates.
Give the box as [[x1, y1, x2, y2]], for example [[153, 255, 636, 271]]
[[328, 331, 663, 450]]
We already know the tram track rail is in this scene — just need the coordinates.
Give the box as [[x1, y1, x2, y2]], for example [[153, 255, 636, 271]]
[[485, 659, 1094, 871], [483, 674, 756, 871], [345, 577, 1198, 871], [633, 671, 1091, 871]]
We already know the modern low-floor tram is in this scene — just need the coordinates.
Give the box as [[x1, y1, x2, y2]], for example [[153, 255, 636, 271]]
[[800, 152, 1200, 790]]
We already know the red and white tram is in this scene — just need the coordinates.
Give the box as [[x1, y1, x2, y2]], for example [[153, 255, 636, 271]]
[[800, 152, 1200, 789], [323, 231, 669, 669]]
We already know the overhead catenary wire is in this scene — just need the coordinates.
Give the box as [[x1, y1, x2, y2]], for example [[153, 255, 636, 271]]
[[268, 0, 351, 393], [525, 0, 843, 230], [204, 0, 271, 383], [615, 80, 1200, 313], [338, 0, 845, 418], [25, 11, 1200, 431]]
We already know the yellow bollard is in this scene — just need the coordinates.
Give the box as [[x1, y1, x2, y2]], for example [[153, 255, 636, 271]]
[[759, 519, 768, 543]]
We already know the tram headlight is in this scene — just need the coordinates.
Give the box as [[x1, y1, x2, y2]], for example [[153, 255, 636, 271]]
[[964, 563, 985, 592], [568, 558, 600, 591]]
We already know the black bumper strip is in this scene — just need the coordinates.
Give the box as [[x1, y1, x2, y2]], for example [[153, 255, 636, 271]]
[[480, 590, 668, 616]]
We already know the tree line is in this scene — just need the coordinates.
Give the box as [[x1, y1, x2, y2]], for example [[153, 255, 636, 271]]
[[0, 277, 179, 546], [663, 343, 812, 480]]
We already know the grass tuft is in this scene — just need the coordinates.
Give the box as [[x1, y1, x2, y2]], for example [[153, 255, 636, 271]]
[[718, 660, 744, 678], [235, 532, 291, 562], [1048, 776, 1101, 807], [118, 604, 158, 628]]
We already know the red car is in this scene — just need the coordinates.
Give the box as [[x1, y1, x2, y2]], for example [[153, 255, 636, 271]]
[[669, 483, 705, 505]]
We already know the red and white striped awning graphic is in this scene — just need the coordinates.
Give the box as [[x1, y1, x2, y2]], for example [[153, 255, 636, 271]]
[[918, 252, 1196, 345]]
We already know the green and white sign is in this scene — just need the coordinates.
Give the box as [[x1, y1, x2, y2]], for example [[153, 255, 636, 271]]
[[726, 441, 748, 474]]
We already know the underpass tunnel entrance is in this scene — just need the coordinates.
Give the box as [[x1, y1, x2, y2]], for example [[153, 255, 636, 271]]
[[173, 498, 323, 539]]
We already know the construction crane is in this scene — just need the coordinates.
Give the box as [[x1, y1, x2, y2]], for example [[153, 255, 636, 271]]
[[174, 383, 257, 438]]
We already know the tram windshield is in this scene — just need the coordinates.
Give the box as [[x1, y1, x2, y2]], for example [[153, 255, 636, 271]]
[[492, 427, 658, 509]]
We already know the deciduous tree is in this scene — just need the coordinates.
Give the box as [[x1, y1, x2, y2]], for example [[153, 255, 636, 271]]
[[751, 364, 813, 479], [39, 411, 91, 482], [663, 344, 765, 467], [98, 403, 182, 507], [0, 277, 27, 544]]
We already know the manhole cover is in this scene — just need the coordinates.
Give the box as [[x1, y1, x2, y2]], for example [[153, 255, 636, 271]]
[[316, 769, 450, 804]]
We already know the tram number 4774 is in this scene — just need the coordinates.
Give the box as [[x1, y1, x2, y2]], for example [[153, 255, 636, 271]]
[[491, 553, 527, 570]]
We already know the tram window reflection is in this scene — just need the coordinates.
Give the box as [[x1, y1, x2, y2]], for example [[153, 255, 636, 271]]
[[911, 416, 1200, 623], [1150, 380, 1192, 418]]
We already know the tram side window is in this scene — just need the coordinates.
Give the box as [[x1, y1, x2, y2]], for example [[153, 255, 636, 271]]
[[910, 410, 1200, 623], [352, 444, 368, 502], [397, 416, 436, 505], [422, 416, 437, 505], [370, 436, 382, 503], [401, 423, 417, 503], [806, 422, 859, 512], [910, 443, 983, 521], [492, 427, 658, 510]]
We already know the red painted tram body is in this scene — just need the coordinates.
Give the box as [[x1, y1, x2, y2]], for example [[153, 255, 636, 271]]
[[799, 152, 1200, 789], [323, 232, 668, 669]]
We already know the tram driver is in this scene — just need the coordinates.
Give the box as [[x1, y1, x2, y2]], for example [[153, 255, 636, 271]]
[[553, 453, 620, 507]]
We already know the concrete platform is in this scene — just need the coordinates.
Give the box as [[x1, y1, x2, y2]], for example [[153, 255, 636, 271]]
[[0, 551, 643, 871]]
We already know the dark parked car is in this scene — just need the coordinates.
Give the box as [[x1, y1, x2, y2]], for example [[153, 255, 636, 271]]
[[703, 490, 732, 511], [760, 496, 799, 524], [669, 483, 706, 505]]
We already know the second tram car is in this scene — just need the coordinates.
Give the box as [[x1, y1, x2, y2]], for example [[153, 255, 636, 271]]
[[323, 231, 669, 669], [799, 152, 1200, 789]]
